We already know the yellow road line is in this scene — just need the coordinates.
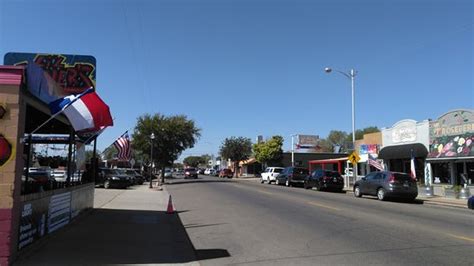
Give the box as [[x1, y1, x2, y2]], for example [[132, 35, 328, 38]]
[[447, 234, 474, 242], [307, 201, 341, 211], [257, 190, 274, 195]]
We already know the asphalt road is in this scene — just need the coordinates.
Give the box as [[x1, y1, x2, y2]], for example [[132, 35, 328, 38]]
[[166, 175, 474, 266]]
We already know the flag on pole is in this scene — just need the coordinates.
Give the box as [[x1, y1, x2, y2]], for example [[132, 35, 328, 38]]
[[48, 88, 113, 132], [410, 150, 417, 180], [113, 131, 132, 161], [368, 154, 384, 171]]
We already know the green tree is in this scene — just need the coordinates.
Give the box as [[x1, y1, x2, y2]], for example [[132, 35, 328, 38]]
[[345, 126, 380, 142], [200, 154, 212, 168], [316, 139, 335, 153], [253, 135, 283, 167], [327, 130, 349, 152], [183, 156, 205, 167], [220, 137, 252, 177], [132, 113, 201, 183]]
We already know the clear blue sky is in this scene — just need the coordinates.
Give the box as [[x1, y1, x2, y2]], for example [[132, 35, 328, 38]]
[[1, 0, 473, 160]]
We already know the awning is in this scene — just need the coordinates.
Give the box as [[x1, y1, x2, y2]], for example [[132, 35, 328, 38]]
[[309, 157, 348, 164], [239, 158, 257, 166], [379, 143, 428, 160]]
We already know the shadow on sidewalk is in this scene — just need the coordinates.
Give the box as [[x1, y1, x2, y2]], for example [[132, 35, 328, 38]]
[[14, 209, 230, 265]]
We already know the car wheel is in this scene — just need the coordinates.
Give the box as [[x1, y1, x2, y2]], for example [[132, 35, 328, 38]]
[[377, 188, 386, 201], [354, 186, 362, 197], [275, 179, 279, 185], [304, 182, 311, 189], [315, 183, 321, 191], [104, 180, 110, 189], [261, 179, 264, 184], [285, 180, 290, 187]]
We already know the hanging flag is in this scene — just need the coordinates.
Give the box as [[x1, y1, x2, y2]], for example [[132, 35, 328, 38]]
[[48, 88, 113, 132], [368, 154, 384, 171], [410, 150, 417, 180], [113, 131, 132, 161]]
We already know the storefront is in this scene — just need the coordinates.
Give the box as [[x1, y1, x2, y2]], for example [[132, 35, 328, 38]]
[[355, 132, 383, 176], [427, 109, 474, 188], [379, 119, 430, 183]]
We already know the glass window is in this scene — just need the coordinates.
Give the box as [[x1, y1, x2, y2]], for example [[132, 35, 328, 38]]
[[274, 168, 283, 173]]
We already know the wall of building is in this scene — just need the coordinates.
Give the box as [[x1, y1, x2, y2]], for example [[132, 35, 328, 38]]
[[281, 152, 348, 169], [0, 66, 26, 265]]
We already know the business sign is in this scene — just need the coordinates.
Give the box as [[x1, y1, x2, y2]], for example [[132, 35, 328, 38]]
[[428, 109, 474, 158], [4, 52, 96, 105], [392, 120, 417, 143], [359, 144, 379, 155], [296, 135, 319, 149]]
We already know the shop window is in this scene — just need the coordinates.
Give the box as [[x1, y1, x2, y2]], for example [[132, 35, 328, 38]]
[[432, 162, 451, 184], [465, 162, 474, 186]]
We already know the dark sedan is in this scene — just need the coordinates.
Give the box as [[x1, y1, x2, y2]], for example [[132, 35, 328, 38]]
[[353, 171, 418, 201], [275, 167, 308, 187], [304, 169, 344, 192], [97, 168, 131, 189]]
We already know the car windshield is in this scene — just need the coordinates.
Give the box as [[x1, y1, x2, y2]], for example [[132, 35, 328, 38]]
[[274, 168, 283, 173], [126, 170, 138, 175], [103, 169, 119, 175], [294, 168, 308, 175]]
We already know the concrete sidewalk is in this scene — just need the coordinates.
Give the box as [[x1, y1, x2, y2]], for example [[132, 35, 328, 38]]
[[14, 183, 200, 265]]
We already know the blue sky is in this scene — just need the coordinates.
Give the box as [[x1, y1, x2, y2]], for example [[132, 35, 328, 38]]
[[1, 0, 473, 160]]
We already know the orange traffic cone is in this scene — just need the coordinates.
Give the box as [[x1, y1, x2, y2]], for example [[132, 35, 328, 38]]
[[166, 195, 175, 214]]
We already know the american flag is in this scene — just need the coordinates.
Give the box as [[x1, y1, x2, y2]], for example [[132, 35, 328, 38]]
[[368, 154, 384, 171], [113, 131, 132, 161]]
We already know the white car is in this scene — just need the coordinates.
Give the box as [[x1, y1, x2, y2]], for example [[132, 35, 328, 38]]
[[260, 167, 284, 184], [204, 168, 216, 175]]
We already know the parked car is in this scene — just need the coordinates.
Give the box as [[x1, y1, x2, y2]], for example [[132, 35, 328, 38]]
[[22, 167, 57, 192], [184, 168, 198, 179], [204, 168, 216, 175], [219, 168, 233, 178], [164, 168, 173, 178], [304, 169, 344, 192], [51, 169, 67, 183], [353, 171, 418, 201], [197, 168, 205, 175], [124, 169, 145, 185], [260, 167, 284, 184], [96, 168, 131, 189], [275, 167, 308, 187]]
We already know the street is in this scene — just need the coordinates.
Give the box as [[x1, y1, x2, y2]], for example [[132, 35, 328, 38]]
[[168, 175, 474, 265]]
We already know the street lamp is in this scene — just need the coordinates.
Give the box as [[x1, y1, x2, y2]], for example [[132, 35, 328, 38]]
[[325, 67, 358, 182], [149, 132, 155, 188], [291, 134, 297, 167]]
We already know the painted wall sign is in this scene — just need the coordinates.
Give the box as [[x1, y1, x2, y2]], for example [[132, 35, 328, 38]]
[[4, 52, 96, 105], [0, 134, 12, 167], [296, 135, 319, 149], [392, 120, 417, 143], [428, 110, 474, 158], [359, 144, 379, 155]]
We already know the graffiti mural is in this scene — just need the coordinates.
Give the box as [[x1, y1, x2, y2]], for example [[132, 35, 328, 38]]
[[3, 52, 96, 104], [0, 134, 12, 167]]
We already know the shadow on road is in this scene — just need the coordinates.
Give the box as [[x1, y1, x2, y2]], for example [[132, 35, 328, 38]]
[[14, 208, 230, 265]]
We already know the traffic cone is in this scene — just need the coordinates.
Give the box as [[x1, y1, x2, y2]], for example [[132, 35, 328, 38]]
[[166, 195, 175, 214]]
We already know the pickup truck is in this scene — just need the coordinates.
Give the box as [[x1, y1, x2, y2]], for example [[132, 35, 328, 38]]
[[260, 167, 284, 184]]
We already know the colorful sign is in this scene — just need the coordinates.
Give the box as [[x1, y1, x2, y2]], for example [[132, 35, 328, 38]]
[[428, 110, 474, 158], [359, 144, 379, 155], [4, 52, 96, 105]]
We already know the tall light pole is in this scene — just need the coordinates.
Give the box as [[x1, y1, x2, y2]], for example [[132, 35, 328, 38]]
[[325, 67, 358, 181], [291, 134, 297, 167], [149, 132, 155, 188]]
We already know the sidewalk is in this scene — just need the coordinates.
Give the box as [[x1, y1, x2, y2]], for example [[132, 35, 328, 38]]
[[14, 183, 200, 265]]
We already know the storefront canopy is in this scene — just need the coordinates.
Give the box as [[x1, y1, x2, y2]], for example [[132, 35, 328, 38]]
[[379, 143, 428, 160]]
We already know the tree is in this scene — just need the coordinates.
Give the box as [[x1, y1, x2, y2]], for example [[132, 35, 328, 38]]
[[326, 130, 349, 152], [219, 137, 252, 177], [316, 139, 334, 153], [253, 135, 283, 167], [183, 156, 205, 167], [345, 126, 380, 142], [132, 113, 201, 183]]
